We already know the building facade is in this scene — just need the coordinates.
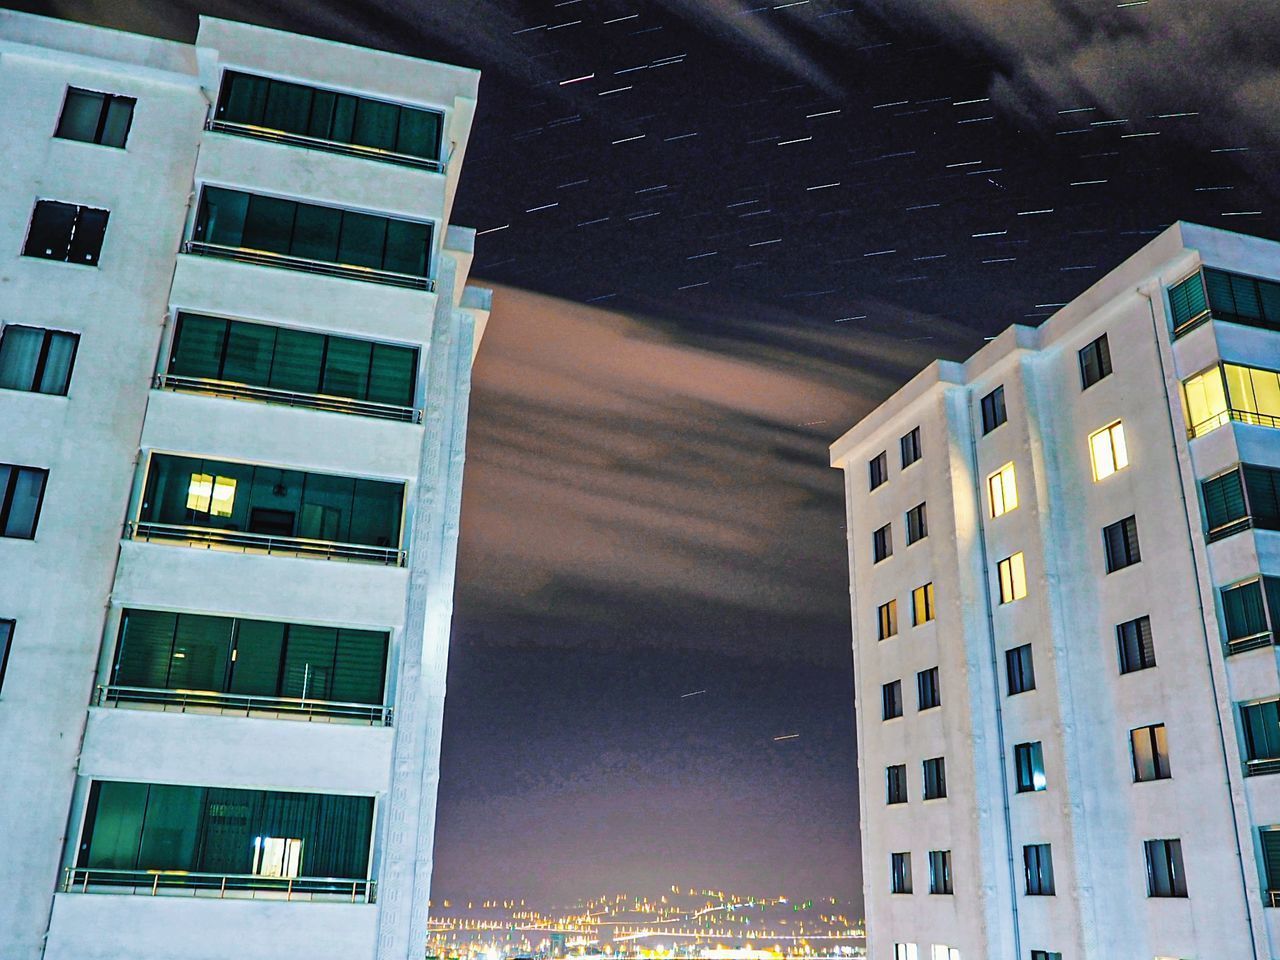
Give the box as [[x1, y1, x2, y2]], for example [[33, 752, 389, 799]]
[[0, 12, 490, 960], [831, 222, 1280, 960]]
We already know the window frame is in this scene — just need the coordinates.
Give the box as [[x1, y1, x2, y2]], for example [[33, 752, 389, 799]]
[[873, 523, 893, 563], [882, 679, 903, 721], [877, 599, 898, 640], [0, 325, 80, 396], [1006, 643, 1035, 695], [900, 427, 922, 469], [890, 851, 912, 894], [54, 86, 136, 148], [869, 451, 888, 491], [1088, 420, 1129, 481], [1103, 515, 1142, 573], [1078, 333, 1112, 389], [928, 849, 953, 895], [22, 199, 110, 266], [922, 756, 947, 800], [980, 385, 1007, 434], [912, 582, 935, 626], [1023, 843, 1055, 896], [1116, 615, 1157, 673], [917, 666, 940, 711], [0, 464, 49, 540], [0, 619, 12, 695], [886, 764, 908, 805], [1144, 838, 1188, 898], [905, 502, 928, 545], [1014, 740, 1046, 793], [988, 461, 1018, 518], [1131, 723, 1172, 782], [997, 552, 1028, 604]]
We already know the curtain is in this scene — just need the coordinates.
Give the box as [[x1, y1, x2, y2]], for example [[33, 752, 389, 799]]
[[39, 332, 78, 394], [1224, 581, 1268, 640], [0, 326, 43, 390]]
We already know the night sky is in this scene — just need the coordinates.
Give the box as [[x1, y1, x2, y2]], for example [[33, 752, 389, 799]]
[[19, 0, 1280, 911]]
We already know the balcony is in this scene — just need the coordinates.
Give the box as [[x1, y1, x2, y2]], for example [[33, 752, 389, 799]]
[[95, 684, 392, 726], [1248, 758, 1280, 777], [62, 867, 375, 903], [181, 241, 434, 291], [205, 119, 445, 173], [153, 373, 420, 423], [126, 521, 405, 566], [1227, 631, 1275, 656]]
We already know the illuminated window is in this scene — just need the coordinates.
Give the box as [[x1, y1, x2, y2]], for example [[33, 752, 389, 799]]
[[988, 462, 1018, 518], [1131, 723, 1170, 782], [1089, 421, 1128, 481], [252, 836, 303, 877], [893, 944, 918, 960], [1183, 365, 1229, 437], [186, 473, 237, 517], [998, 552, 1027, 604], [912, 582, 935, 625], [877, 600, 898, 640]]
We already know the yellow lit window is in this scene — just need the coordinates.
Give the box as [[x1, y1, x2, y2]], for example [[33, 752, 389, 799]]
[[912, 582, 935, 626], [988, 462, 1018, 518], [186, 472, 236, 517], [1182, 366, 1228, 437], [997, 552, 1027, 604], [1089, 421, 1128, 481]]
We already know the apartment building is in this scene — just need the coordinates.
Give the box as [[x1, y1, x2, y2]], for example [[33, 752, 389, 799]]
[[830, 222, 1280, 960], [0, 12, 490, 960]]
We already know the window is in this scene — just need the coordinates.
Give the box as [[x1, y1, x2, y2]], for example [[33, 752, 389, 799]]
[[215, 72, 444, 166], [1240, 699, 1280, 770], [1117, 616, 1157, 673], [873, 523, 892, 563], [167, 313, 419, 412], [917, 667, 940, 711], [1221, 579, 1280, 653], [1030, 953, 1062, 960], [922, 757, 947, 799], [1201, 465, 1280, 542], [22, 200, 109, 266], [1144, 839, 1188, 897], [906, 503, 928, 544], [928, 849, 952, 894], [1014, 741, 1046, 793], [882, 680, 903, 721], [981, 385, 1007, 434], [930, 949, 960, 960], [1132, 723, 1171, 782], [192, 187, 432, 280], [912, 583, 935, 625], [1089, 421, 1129, 481], [0, 326, 78, 396], [1103, 516, 1141, 572], [1169, 271, 1210, 335], [890, 852, 912, 894], [877, 600, 898, 640], [998, 552, 1027, 604], [0, 620, 12, 694], [0, 465, 48, 539], [1260, 829, 1280, 899], [1023, 843, 1055, 895], [1079, 333, 1112, 388], [55, 88, 135, 147], [1006, 644, 1035, 695], [988, 462, 1018, 518], [901, 427, 922, 468], [1184, 362, 1280, 438], [1203, 268, 1280, 333], [893, 946, 919, 960], [869, 451, 888, 490], [886, 764, 908, 804]]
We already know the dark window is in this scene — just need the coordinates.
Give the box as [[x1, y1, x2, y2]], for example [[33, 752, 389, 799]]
[[1260, 830, 1280, 895], [917, 667, 940, 711], [111, 609, 390, 706], [0, 465, 48, 539], [1204, 267, 1280, 333], [0, 620, 12, 694], [900, 427, 922, 468], [55, 88, 135, 148], [886, 764, 907, 804], [1132, 724, 1171, 782], [1202, 469, 1246, 536], [1014, 741, 1046, 793], [1244, 466, 1280, 530], [0, 326, 78, 396], [138, 454, 403, 549], [906, 503, 928, 544], [1203, 465, 1280, 540], [877, 600, 897, 640], [890, 851, 912, 894], [168, 313, 418, 409], [1030, 953, 1062, 960], [873, 523, 892, 563], [928, 849, 952, 894], [882, 680, 903, 720], [981, 386, 1007, 434], [922, 757, 946, 799], [1023, 843, 1055, 896], [78, 780, 374, 880], [1117, 616, 1157, 673], [1079, 334, 1112, 389], [1241, 699, 1280, 765], [1144, 839, 1188, 897], [23, 200, 109, 266], [215, 72, 444, 164], [1221, 579, 1280, 652], [1169, 272, 1210, 336], [1103, 516, 1141, 572], [869, 451, 888, 491], [193, 187, 432, 279], [1006, 644, 1035, 695]]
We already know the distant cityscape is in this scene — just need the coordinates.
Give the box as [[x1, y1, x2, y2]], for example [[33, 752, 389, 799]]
[[426, 887, 866, 959]]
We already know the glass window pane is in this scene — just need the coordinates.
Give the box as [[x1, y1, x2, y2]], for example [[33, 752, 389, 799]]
[[1231, 275, 1263, 321], [100, 97, 134, 148], [38, 332, 78, 395], [4, 468, 45, 538], [229, 620, 286, 696], [1254, 369, 1280, 420], [268, 328, 324, 394], [383, 219, 430, 276], [281, 625, 339, 700], [24, 200, 76, 260], [67, 206, 108, 265], [0, 326, 44, 391], [56, 89, 104, 142], [219, 73, 269, 125], [307, 90, 337, 139], [321, 337, 372, 400], [367, 343, 417, 407], [337, 212, 387, 268], [241, 195, 296, 255], [83, 781, 149, 869], [141, 454, 204, 524], [1226, 364, 1258, 414], [113, 610, 178, 688], [396, 107, 442, 159], [299, 473, 355, 542], [137, 784, 205, 870], [262, 79, 314, 135], [169, 314, 227, 380], [289, 204, 341, 262], [244, 466, 303, 536], [330, 94, 358, 143], [331, 629, 388, 704], [350, 479, 404, 548], [197, 187, 249, 247], [221, 320, 277, 387], [167, 614, 233, 691], [352, 98, 398, 150]]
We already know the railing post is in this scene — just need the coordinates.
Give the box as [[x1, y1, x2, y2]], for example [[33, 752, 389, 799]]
[[151, 873, 159, 896], [220, 875, 227, 899], [287, 877, 293, 901], [82, 870, 89, 893]]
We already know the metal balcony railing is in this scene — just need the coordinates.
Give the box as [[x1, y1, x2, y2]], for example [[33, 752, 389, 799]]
[[153, 373, 421, 423], [63, 867, 375, 903], [181, 241, 435, 292], [205, 118, 446, 173], [95, 684, 392, 726], [1189, 408, 1280, 440], [1207, 516, 1255, 543], [1226, 631, 1275, 656], [1269, 889, 1280, 908], [125, 521, 406, 567], [1172, 308, 1213, 339], [1246, 757, 1280, 777]]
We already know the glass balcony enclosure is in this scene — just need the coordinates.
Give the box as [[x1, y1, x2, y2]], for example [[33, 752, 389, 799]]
[[1201, 465, 1280, 541], [133, 454, 405, 564], [1170, 268, 1280, 339], [100, 609, 390, 724], [212, 71, 444, 171], [1242, 698, 1280, 775], [70, 781, 374, 901], [161, 312, 418, 421], [188, 187, 434, 290], [1184, 362, 1280, 438]]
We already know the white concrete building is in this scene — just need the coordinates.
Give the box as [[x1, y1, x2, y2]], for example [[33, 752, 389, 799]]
[[830, 223, 1280, 960], [0, 12, 490, 960]]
